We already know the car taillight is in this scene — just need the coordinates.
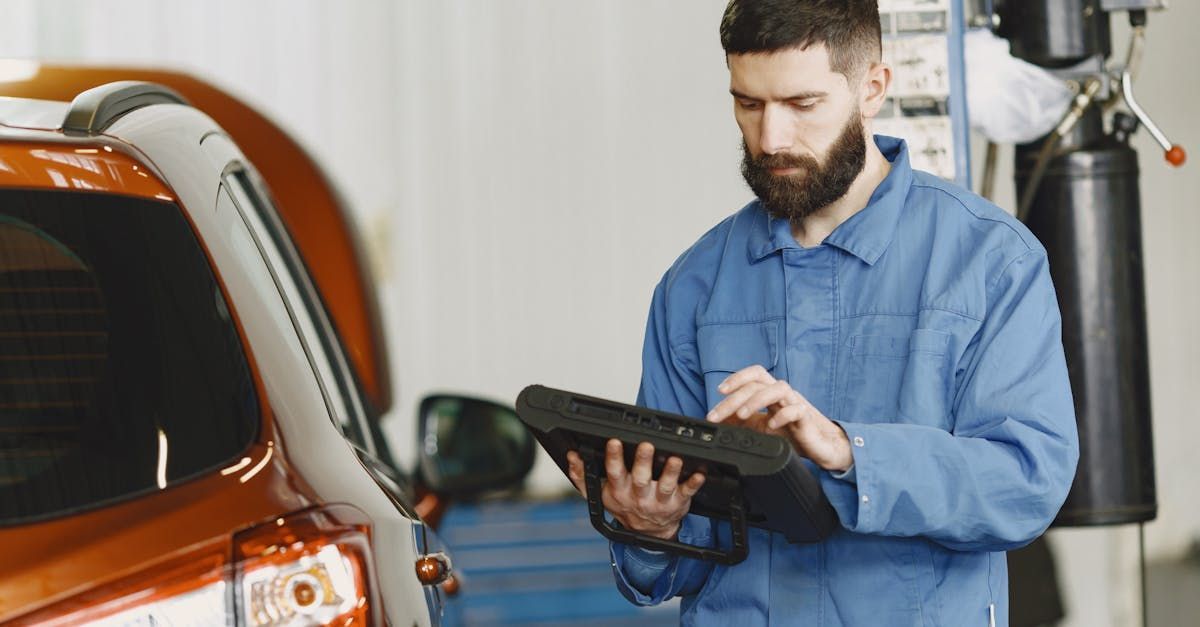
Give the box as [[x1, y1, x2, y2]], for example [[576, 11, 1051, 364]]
[[15, 505, 380, 627], [234, 505, 376, 626], [236, 542, 367, 626]]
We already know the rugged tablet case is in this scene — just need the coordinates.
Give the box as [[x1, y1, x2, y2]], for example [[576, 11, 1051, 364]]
[[516, 384, 839, 564]]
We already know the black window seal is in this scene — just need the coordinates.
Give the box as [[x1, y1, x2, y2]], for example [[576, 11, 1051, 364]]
[[219, 163, 379, 458]]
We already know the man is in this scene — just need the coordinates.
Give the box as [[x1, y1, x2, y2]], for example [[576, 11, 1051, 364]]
[[564, 1, 1078, 624]]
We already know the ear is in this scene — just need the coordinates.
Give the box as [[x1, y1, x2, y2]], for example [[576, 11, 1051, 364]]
[[857, 62, 892, 119]]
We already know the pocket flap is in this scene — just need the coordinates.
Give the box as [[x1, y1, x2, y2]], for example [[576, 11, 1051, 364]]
[[848, 334, 909, 358], [696, 320, 780, 374], [909, 328, 951, 355], [848, 329, 951, 358]]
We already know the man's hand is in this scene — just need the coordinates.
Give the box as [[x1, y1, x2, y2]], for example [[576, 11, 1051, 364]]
[[565, 439, 706, 541], [706, 365, 853, 472]]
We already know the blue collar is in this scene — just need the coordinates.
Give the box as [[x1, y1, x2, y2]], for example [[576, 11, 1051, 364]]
[[747, 135, 913, 266]]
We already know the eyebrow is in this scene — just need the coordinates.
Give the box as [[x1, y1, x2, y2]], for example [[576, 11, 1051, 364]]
[[729, 88, 828, 101]]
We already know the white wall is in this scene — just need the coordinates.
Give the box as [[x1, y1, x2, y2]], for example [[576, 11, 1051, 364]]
[[2, 2, 1197, 625]]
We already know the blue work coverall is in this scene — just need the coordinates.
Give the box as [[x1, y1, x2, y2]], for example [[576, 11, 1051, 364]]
[[612, 136, 1079, 626]]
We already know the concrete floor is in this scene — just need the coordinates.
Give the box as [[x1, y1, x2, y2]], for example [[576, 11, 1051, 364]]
[[1147, 557, 1200, 627]]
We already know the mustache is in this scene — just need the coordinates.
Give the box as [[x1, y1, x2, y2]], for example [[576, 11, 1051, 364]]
[[750, 151, 818, 170]]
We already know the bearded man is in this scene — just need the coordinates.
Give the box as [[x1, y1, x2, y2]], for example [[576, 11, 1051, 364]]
[[565, 1, 1079, 625]]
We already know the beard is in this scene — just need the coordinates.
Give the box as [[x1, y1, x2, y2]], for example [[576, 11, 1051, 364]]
[[740, 110, 867, 227]]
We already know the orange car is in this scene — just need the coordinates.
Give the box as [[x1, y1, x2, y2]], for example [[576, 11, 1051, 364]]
[[0, 68, 533, 625]]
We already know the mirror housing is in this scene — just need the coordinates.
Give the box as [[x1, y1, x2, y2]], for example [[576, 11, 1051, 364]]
[[416, 394, 535, 499]]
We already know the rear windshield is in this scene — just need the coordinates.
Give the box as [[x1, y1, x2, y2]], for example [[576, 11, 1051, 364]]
[[0, 189, 259, 525]]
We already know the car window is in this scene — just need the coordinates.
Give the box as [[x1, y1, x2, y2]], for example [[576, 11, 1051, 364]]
[[220, 172, 377, 456], [0, 189, 259, 525]]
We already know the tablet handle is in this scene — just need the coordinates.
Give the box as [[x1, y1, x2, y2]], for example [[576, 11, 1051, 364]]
[[582, 450, 749, 565]]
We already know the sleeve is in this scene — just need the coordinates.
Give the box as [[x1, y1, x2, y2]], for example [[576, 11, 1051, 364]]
[[819, 249, 1080, 552], [609, 276, 717, 605]]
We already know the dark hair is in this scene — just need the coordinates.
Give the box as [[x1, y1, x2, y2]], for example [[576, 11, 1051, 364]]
[[720, 0, 882, 78]]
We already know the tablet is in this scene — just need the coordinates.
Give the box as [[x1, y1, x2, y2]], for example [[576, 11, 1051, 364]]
[[516, 384, 838, 564]]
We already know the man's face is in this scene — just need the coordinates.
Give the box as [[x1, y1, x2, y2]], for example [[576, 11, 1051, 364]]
[[729, 45, 868, 224]]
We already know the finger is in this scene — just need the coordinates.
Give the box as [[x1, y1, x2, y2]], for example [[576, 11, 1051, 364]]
[[656, 456, 683, 503], [767, 403, 807, 430], [739, 412, 775, 435], [787, 388, 806, 405], [630, 442, 655, 497], [604, 439, 628, 485], [737, 380, 799, 419], [717, 364, 775, 395], [566, 450, 587, 496], [678, 471, 706, 499], [707, 381, 768, 423]]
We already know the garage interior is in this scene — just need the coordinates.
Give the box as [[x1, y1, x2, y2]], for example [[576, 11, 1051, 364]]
[[1, 1, 1197, 625]]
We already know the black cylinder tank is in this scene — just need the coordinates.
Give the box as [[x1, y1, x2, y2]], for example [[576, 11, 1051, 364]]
[[1016, 111, 1157, 526], [996, 0, 1112, 67]]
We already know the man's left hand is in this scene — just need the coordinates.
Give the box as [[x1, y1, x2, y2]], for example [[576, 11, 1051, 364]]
[[706, 365, 853, 473]]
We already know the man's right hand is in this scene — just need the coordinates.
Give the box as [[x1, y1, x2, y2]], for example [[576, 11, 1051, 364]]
[[565, 439, 705, 541]]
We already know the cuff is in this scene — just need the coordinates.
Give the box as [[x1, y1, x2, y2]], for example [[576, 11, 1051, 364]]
[[819, 421, 877, 533], [618, 545, 674, 594], [830, 463, 857, 484], [610, 514, 712, 605]]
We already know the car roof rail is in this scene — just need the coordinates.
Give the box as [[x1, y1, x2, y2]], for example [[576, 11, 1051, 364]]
[[62, 81, 189, 136]]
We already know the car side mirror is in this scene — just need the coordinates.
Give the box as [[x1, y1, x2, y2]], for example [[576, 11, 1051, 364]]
[[416, 394, 535, 499]]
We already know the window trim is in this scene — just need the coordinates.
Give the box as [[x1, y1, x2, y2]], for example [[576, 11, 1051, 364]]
[[219, 166, 377, 457]]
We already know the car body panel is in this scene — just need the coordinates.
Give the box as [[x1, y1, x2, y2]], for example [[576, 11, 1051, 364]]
[[109, 102, 441, 624], [0, 442, 308, 623], [0, 136, 176, 201], [0, 103, 322, 620], [0, 96, 441, 624]]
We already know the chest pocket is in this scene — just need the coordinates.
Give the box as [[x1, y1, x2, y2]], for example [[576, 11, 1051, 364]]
[[838, 328, 954, 430], [696, 320, 781, 412]]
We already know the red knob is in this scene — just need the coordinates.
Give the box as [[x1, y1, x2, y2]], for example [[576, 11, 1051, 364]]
[[1166, 145, 1186, 167], [415, 554, 451, 585]]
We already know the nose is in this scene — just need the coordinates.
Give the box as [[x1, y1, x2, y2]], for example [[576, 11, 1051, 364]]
[[758, 105, 793, 155]]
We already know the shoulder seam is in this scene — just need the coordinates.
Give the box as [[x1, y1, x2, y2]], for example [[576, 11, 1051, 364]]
[[663, 210, 745, 289], [989, 248, 1043, 292], [910, 181, 1037, 251]]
